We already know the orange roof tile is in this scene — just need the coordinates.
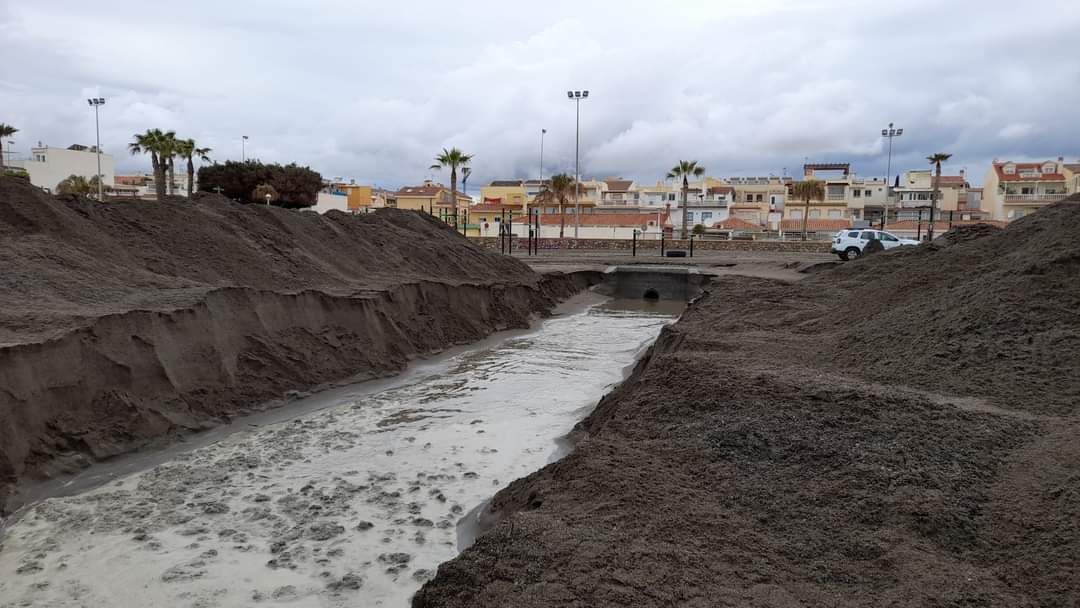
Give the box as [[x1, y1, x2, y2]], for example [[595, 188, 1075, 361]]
[[779, 218, 851, 232], [993, 162, 1065, 182], [713, 217, 760, 230]]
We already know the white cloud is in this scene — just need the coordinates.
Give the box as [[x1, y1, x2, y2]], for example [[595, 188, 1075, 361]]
[[1, 0, 1078, 187], [997, 123, 1039, 140]]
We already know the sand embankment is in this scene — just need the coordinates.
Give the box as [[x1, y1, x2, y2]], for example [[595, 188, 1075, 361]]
[[0, 178, 593, 514], [415, 197, 1080, 607]]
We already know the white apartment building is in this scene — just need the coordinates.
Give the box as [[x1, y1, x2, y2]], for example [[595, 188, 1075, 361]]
[[9, 144, 115, 192]]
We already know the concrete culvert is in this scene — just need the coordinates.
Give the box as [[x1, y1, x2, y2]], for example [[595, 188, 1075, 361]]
[[643, 288, 660, 300]]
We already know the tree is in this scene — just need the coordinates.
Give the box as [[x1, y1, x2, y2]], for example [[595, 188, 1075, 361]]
[[792, 179, 825, 241], [197, 160, 322, 207], [430, 147, 473, 231], [175, 139, 212, 198], [534, 173, 576, 239], [926, 153, 952, 241], [667, 160, 706, 239], [0, 123, 17, 168], [129, 129, 176, 200], [692, 223, 706, 235], [56, 174, 92, 195], [252, 183, 279, 204], [161, 132, 179, 196], [270, 163, 323, 208]]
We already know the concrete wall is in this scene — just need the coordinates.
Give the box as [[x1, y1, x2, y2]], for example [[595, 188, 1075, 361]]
[[313, 192, 349, 214], [468, 236, 831, 253], [10, 147, 115, 192]]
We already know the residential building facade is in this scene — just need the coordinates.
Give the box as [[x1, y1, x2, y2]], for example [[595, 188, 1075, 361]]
[[983, 159, 1075, 220], [9, 144, 115, 193]]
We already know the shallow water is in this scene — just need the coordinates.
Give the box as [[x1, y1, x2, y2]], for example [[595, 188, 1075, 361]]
[[0, 297, 679, 608]]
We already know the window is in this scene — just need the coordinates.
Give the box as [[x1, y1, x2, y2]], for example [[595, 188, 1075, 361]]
[[686, 212, 694, 222], [809, 210, 821, 219], [827, 209, 842, 219], [853, 189, 861, 198], [667, 193, 676, 201], [865, 190, 872, 197], [700, 212, 712, 221], [546, 206, 557, 214], [746, 194, 753, 202], [790, 210, 803, 219], [861, 231, 877, 240], [847, 231, 860, 238], [881, 233, 899, 242], [1004, 164, 1016, 174], [755, 194, 763, 202]]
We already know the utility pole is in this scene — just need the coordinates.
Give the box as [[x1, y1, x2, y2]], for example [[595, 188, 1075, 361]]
[[881, 123, 903, 228], [567, 90, 588, 239], [242, 135, 249, 162], [88, 98, 106, 200]]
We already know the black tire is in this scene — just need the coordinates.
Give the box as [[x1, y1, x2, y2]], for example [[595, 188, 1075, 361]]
[[844, 247, 861, 260]]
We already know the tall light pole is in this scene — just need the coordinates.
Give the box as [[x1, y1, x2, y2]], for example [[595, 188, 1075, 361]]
[[461, 166, 471, 198], [537, 128, 546, 219], [242, 135, 249, 162], [539, 128, 546, 183], [567, 90, 588, 238], [87, 98, 105, 200], [881, 122, 903, 228]]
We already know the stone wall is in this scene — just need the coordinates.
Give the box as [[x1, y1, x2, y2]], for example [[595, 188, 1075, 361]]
[[467, 236, 831, 253]]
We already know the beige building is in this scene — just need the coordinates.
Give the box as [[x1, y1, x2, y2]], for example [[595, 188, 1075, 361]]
[[893, 169, 975, 221], [393, 181, 472, 225], [983, 158, 1075, 220]]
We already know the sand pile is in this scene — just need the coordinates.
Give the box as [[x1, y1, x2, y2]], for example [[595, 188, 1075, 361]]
[[0, 177, 585, 514], [415, 197, 1080, 607], [807, 198, 1080, 414], [0, 177, 535, 345]]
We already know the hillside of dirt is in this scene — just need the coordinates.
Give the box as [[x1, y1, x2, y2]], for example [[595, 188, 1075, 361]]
[[415, 197, 1080, 607], [0, 177, 590, 514]]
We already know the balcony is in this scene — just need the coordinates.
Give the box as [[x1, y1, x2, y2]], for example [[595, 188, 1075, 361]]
[[1004, 193, 1067, 204]]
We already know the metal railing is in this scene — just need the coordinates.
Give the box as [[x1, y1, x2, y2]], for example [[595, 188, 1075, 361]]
[[1004, 193, 1066, 203]]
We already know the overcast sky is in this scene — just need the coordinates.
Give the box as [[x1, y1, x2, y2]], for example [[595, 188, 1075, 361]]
[[2, 0, 1078, 188]]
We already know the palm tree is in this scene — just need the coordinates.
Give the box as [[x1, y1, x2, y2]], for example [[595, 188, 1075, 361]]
[[430, 147, 473, 231], [535, 173, 576, 238], [792, 179, 825, 241], [667, 160, 706, 239], [926, 153, 952, 241], [56, 175, 93, 195], [161, 132, 179, 196], [175, 139, 212, 197], [0, 123, 17, 168], [128, 129, 175, 200]]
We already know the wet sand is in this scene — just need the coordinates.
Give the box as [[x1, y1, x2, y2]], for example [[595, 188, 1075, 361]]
[[0, 296, 679, 607]]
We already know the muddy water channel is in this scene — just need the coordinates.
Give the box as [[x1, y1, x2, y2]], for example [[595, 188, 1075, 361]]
[[0, 295, 680, 607]]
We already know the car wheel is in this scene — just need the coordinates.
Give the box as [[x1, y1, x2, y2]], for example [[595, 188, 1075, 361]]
[[845, 247, 861, 260]]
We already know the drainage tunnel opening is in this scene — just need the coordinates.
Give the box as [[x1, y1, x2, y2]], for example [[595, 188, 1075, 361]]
[[642, 288, 660, 300]]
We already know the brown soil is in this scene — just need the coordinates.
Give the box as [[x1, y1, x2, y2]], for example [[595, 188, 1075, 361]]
[[0, 177, 591, 514], [415, 198, 1080, 607]]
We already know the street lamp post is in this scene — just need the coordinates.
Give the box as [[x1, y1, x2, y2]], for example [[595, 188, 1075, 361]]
[[567, 90, 588, 238], [881, 122, 903, 228], [87, 98, 105, 201], [242, 135, 249, 162], [539, 128, 546, 184]]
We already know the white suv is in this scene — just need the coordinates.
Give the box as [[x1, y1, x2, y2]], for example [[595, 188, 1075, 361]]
[[831, 229, 919, 260]]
